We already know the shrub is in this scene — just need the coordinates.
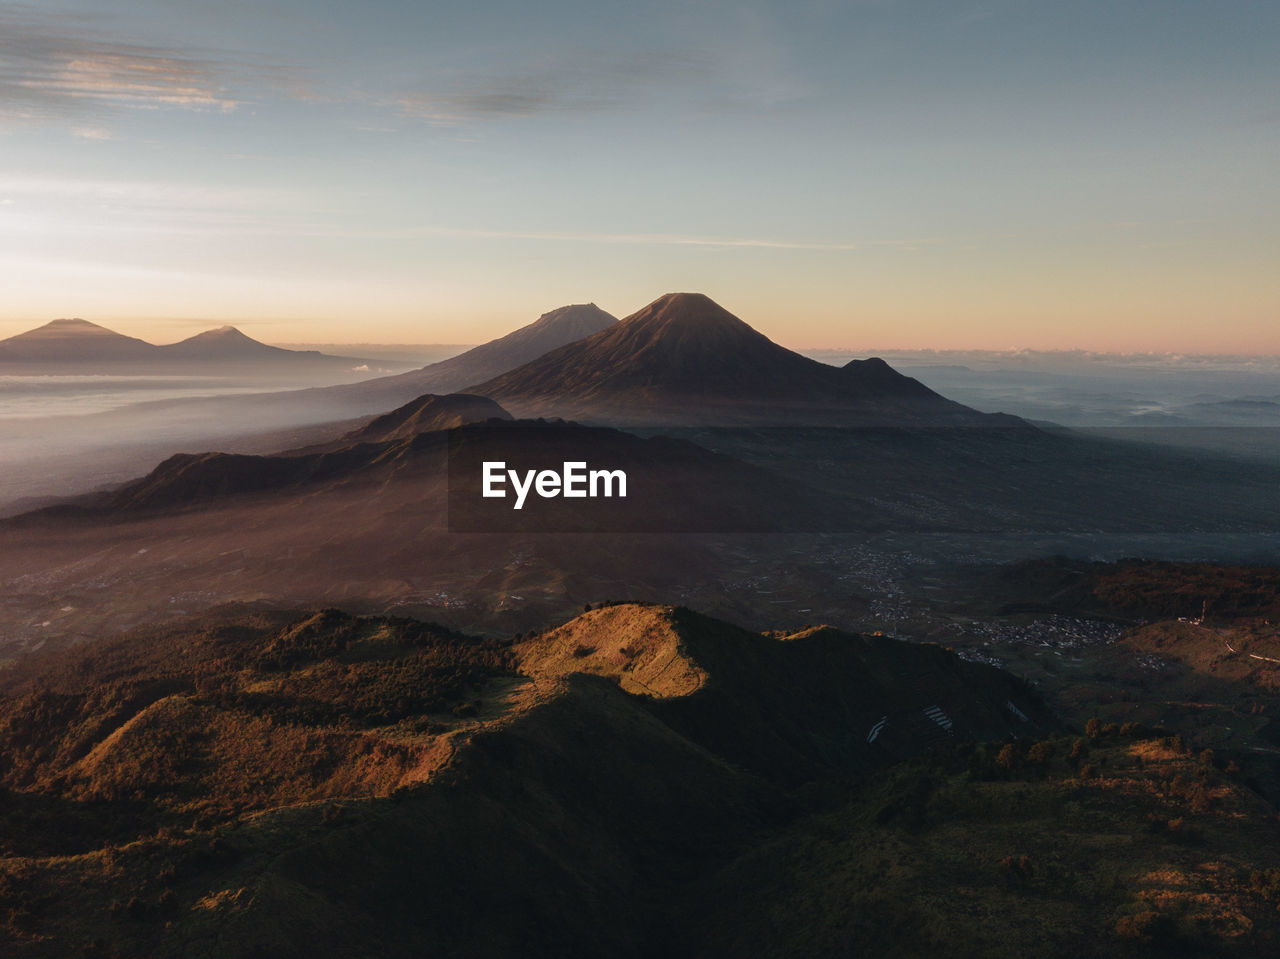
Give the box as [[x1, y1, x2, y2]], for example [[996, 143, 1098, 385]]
[[1115, 911, 1177, 943], [999, 855, 1034, 886], [1251, 868, 1280, 900], [1160, 733, 1187, 754], [1026, 740, 1054, 764], [157, 889, 178, 917], [1164, 817, 1203, 843]]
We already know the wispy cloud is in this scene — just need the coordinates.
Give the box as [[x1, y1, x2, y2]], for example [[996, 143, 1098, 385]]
[[407, 225, 860, 251], [0, 9, 805, 133], [70, 126, 115, 140], [0, 174, 942, 253], [0, 175, 304, 238], [394, 48, 783, 126], [395, 51, 710, 125], [397, 90, 557, 125], [0, 6, 289, 121], [386, 225, 956, 252]]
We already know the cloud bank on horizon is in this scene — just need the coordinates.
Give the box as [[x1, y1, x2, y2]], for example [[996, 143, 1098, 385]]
[[0, 0, 1276, 352]]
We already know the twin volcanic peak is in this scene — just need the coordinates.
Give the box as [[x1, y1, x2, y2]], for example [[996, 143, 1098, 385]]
[[467, 292, 1010, 426], [0, 318, 361, 369]]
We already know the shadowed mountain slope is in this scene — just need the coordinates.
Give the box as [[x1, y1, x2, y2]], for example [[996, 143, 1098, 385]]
[[6, 404, 1280, 654], [0, 603, 1051, 832], [517, 603, 1054, 782], [0, 603, 1049, 956], [291, 393, 511, 453], [468, 293, 1017, 426], [16, 415, 835, 533]]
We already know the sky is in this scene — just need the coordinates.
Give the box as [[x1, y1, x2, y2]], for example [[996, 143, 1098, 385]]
[[0, 0, 1277, 351]]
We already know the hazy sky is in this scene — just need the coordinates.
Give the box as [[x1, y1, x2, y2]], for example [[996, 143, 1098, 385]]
[[1, 0, 1277, 351]]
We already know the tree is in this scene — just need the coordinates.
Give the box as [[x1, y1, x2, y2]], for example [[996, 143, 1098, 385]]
[[1027, 740, 1054, 764]]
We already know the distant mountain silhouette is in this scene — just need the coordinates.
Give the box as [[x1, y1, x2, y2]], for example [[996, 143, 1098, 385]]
[[0, 319, 361, 370], [162, 302, 621, 431], [333, 303, 617, 408], [467, 293, 1018, 426], [160, 325, 322, 362], [0, 318, 156, 363]]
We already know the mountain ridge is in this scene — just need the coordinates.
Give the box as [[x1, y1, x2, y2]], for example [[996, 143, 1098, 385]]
[[11, 602, 1280, 956], [292, 393, 512, 453], [11, 414, 838, 533], [331, 302, 618, 404]]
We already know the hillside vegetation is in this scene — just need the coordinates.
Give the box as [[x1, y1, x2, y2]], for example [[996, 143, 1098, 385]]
[[1, 603, 1279, 956]]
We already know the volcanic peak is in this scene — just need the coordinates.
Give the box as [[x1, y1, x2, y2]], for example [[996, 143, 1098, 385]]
[[22, 318, 126, 338]]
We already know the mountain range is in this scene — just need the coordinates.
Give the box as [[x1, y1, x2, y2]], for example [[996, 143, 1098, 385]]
[[0, 305, 618, 510], [0, 319, 366, 370], [5, 287, 1280, 650], [0, 294, 1008, 513]]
